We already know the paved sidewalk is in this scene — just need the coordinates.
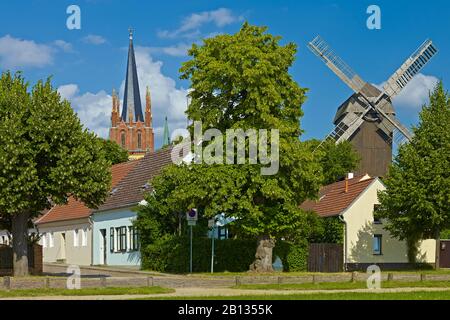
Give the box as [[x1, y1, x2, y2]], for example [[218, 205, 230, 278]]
[[2, 286, 450, 300]]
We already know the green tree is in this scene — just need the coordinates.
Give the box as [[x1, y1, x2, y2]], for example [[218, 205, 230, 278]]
[[377, 82, 450, 268], [98, 138, 129, 164], [0, 72, 111, 276], [306, 139, 360, 184], [137, 23, 323, 272]]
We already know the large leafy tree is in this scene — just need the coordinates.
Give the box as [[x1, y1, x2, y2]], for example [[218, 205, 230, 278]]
[[306, 139, 360, 185], [138, 23, 324, 272], [98, 138, 129, 165], [377, 82, 450, 268], [0, 72, 111, 276]]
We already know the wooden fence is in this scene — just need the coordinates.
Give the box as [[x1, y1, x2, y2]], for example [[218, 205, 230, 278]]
[[0, 244, 42, 276], [308, 243, 343, 272]]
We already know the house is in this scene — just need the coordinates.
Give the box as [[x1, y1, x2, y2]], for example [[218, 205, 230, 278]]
[[34, 160, 139, 265], [91, 147, 173, 266], [300, 173, 436, 270]]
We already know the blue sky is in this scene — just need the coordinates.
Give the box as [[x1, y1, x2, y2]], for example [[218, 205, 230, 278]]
[[0, 0, 448, 149]]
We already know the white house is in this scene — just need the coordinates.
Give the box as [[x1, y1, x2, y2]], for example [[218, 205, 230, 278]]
[[91, 148, 173, 266], [301, 173, 436, 270], [34, 160, 139, 265]]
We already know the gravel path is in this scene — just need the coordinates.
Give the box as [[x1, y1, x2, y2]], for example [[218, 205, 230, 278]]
[[2, 286, 450, 300]]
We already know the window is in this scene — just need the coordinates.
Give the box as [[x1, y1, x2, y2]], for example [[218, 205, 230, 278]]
[[81, 229, 87, 247], [137, 131, 142, 149], [49, 233, 54, 248], [121, 131, 126, 148], [128, 226, 139, 251], [373, 204, 382, 224], [73, 229, 79, 247], [42, 233, 47, 248], [373, 234, 382, 255], [110, 227, 115, 253], [115, 227, 127, 252]]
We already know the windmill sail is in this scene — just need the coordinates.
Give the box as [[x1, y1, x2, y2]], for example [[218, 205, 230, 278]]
[[381, 40, 438, 99], [308, 36, 367, 93]]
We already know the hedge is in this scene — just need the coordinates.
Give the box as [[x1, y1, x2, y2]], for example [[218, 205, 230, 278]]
[[142, 235, 309, 273]]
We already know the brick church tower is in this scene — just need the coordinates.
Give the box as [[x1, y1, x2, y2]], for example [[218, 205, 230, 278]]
[[109, 29, 154, 159]]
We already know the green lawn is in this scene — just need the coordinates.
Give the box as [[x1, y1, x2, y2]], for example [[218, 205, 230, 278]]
[[143, 290, 450, 300], [0, 286, 173, 298], [233, 280, 450, 291]]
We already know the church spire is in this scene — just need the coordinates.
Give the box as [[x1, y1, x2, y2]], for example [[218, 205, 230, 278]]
[[121, 28, 144, 122], [162, 116, 170, 146]]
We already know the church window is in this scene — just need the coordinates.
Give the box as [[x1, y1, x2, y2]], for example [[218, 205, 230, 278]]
[[137, 131, 142, 149], [121, 131, 126, 148]]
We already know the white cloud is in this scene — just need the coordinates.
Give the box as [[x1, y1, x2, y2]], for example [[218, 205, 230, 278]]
[[58, 84, 79, 100], [53, 40, 73, 53], [58, 84, 112, 138], [0, 35, 54, 69], [158, 8, 243, 39], [380, 73, 439, 109], [58, 48, 189, 144], [148, 43, 191, 57], [82, 34, 107, 45]]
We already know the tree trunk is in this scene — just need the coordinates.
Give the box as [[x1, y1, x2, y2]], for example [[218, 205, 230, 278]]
[[249, 236, 275, 272], [435, 228, 441, 270], [11, 212, 30, 277]]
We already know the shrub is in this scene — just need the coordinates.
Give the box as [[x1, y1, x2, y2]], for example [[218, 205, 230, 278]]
[[142, 235, 257, 273], [274, 239, 308, 272]]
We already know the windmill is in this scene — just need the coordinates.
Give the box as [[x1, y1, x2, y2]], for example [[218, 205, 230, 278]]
[[308, 36, 438, 177]]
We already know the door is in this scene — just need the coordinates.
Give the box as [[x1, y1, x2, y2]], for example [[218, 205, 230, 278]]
[[59, 233, 66, 261], [439, 240, 450, 268], [99, 229, 107, 265]]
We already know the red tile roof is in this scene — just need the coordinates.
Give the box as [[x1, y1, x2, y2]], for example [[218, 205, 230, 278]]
[[36, 160, 139, 224], [95, 147, 173, 212], [300, 174, 376, 217]]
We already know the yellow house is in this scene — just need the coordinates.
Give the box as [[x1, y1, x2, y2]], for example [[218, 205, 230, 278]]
[[301, 174, 436, 271]]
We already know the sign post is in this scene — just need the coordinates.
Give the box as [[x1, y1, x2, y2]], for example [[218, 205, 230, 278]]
[[208, 219, 215, 274], [186, 209, 198, 273]]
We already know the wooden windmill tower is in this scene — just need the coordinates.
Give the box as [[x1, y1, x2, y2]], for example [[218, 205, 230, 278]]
[[308, 36, 438, 177]]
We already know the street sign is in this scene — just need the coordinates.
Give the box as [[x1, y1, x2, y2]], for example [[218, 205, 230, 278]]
[[188, 220, 197, 226], [208, 219, 215, 228], [186, 208, 198, 221]]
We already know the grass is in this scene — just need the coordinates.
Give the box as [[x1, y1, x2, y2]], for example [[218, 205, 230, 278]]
[[142, 290, 450, 300], [233, 280, 450, 291], [0, 286, 174, 298]]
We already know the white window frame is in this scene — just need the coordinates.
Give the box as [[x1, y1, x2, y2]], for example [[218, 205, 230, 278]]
[[81, 228, 87, 247], [42, 233, 47, 248], [73, 229, 79, 247], [49, 233, 54, 248]]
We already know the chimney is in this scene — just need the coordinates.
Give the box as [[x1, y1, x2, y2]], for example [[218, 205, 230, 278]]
[[345, 172, 353, 193]]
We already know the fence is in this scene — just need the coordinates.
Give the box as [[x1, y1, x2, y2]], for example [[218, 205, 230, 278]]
[[308, 243, 343, 272], [0, 244, 42, 276]]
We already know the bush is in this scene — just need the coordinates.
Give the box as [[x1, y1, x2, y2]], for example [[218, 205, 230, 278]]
[[142, 235, 309, 273], [274, 239, 308, 272], [142, 235, 256, 273]]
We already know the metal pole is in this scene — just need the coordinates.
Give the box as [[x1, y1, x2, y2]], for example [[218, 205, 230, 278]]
[[189, 225, 193, 273], [211, 226, 215, 274]]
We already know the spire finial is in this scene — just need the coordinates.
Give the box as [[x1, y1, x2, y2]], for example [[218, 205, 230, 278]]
[[128, 27, 133, 41], [163, 116, 170, 147]]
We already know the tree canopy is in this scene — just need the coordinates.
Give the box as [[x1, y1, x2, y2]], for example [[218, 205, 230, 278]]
[[305, 139, 360, 185], [377, 81, 450, 265], [0, 71, 111, 275], [138, 23, 328, 272], [98, 138, 129, 165]]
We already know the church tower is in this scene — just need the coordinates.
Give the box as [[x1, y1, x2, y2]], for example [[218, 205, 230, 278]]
[[109, 29, 154, 159]]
